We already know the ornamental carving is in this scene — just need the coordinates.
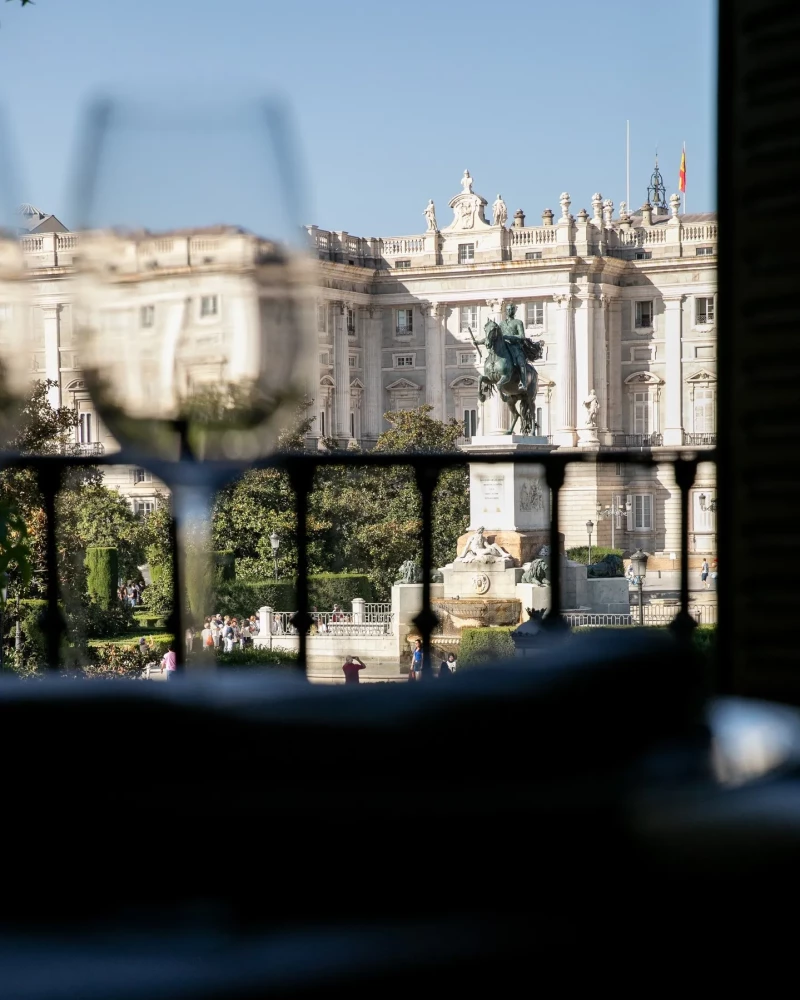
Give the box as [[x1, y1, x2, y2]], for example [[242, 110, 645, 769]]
[[519, 482, 544, 512], [472, 573, 491, 595]]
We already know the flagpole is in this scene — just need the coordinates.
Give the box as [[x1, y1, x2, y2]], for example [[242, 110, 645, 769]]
[[626, 120, 630, 209], [682, 141, 686, 214]]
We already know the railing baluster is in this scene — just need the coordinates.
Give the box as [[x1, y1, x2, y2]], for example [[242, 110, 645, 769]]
[[545, 457, 567, 628], [413, 462, 441, 673], [671, 457, 698, 647], [288, 464, 314, 676]]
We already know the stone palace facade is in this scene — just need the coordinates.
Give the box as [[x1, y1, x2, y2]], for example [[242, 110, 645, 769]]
[[15, 170, 717, 562]]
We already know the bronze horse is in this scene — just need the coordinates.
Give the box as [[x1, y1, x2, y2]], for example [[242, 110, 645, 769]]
[[471, 319, 543, 435]]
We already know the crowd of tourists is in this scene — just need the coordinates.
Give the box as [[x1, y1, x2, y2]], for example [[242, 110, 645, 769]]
[[118, 580, 145, 606], [186, 614, 261, 653]]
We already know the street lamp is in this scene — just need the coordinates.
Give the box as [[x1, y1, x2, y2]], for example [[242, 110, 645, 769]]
[[630, 547, 649, 626], [269, 531, 280, 582], [586, 520, 594, 568], [698, 492, 717, 513], [595, 498, 630, 549]]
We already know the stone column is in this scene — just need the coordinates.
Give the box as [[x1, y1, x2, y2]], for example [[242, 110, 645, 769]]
[[364, 305, 382, 441], [333, 300, 350, 441], [575, 294, 597, 447], [41, 304, 62, 409], [351, 597, 365, 624], [553, 293, 576, 446], [594, 295, 611, 444], [259, 606, 273, 644], [607, 298, 623, 438], [421, 301, 443, 421], [663, 295, 685, 445]]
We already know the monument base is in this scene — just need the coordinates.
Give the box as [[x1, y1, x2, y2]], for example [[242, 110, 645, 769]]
[[455, 528, 562, 566], [441, 560, 523, 600]]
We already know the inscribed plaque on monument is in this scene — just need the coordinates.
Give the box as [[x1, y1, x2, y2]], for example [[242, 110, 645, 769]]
[[479, 475, 504, 516]]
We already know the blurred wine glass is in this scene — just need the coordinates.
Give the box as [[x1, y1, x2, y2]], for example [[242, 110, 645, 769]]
[[72, 93, 315, 664]]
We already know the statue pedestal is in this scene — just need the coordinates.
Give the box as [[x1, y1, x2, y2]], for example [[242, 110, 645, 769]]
[[459, 436, 561, 565], [577, 426, 600, 449]]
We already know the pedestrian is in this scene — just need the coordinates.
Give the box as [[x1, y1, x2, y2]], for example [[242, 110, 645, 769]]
[[440, 652, 457, 677], [342, 655, 366, 684], [409, 638, 423, 681], [161, 643, 177, 679], [439, 657, 452, 678], [201, 618, 213, 648], [185, 626, 195, 655], [701, 557, 710, 590]]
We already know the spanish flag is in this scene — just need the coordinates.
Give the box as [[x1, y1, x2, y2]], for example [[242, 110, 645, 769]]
[[679, 146, 686, 193]]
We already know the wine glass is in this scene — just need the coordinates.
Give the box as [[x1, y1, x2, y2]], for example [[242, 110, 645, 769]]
[[72, 92, 315, 666]]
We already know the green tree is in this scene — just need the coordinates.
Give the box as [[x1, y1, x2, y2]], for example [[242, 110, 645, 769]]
[[85, 547, 119, 608]]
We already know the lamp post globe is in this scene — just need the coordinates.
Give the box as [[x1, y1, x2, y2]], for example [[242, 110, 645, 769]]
[[269, 531, 280, 582]]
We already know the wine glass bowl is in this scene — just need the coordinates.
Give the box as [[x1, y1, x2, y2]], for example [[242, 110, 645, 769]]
[[73, 94, 314, 465]]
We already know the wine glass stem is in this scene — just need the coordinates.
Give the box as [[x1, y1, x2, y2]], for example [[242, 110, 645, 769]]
[[169, 482, 214, 670]]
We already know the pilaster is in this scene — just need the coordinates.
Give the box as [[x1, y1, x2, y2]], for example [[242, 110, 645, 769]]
[[553, 293, 576, 446], [574, 294, 596, 447], [663, 294, 685, 445], [364, 305, 383, 440], [333, 300, 350, 441], [422, 301, 445, 421], [40, 303, 62, 409]]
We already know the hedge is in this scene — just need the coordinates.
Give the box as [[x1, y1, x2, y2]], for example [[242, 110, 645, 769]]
[[214, 550, 236, 581], [566, 546, 624, 565], [458, 627, 516, 666], [214, 574, 375, 618], [85, 547, 119, 608]]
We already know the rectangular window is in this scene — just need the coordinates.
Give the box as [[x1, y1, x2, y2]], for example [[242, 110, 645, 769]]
[[695, 297, 714, 324], [140, 305, 155, 328], [634, 300, 653, 328], [525, 251, 543, 260], [695, 246, 713, 256], [78, 412, 92, 444], [135, 501, 156, 517], [458, 243, 475, 263], [536, 407, 543, 435], [395, 355, 414, 367], [633, 494, 653, 530], [319, 352, 329, 365], [693, 387, 715, 433], [320, 411, 325, 437], [349, 356, 357, 368], [133, 467, 153, 484], [463, 408, 477, 438], [395, 260, 411, 269], [633, 391, 650, 435], [350, 412, 355, 439], [200, 295, 218, 318], [459, 352, 477, 365], [396, 308, 413, 335], [616, 463, 624, 476], [317, 303, 327, 331], [460, 305, 478, 334], [634, 251, 652, 260], [526, 301, 544, 327], [347, 307, 356, 335]]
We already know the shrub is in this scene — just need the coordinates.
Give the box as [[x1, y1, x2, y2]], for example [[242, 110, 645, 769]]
[[85, 547, 119, 608], [308, 573, 374, 608], [213, 573, 375, 618], [18, 598, 47, 663], [214, 551, 236, 581], [458, 627, 516, 666], [566, 546, 624, 565], [215, 645, 298, 667]]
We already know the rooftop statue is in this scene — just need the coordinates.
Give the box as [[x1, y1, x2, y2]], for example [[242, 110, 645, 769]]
[[423, 199, 437, 232], [492, 194, 508, 227], [460, 169, 474, 194], [468, 304, 544, 435]]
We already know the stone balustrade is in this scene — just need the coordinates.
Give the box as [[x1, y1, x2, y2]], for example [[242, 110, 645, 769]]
[[18, 216, 717, 272]]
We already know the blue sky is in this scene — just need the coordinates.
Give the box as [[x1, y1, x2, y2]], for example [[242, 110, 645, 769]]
[[0, 0, 716, 236]]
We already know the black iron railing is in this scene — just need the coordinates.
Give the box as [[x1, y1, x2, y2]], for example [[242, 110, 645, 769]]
[[0, 444, 713, 674]]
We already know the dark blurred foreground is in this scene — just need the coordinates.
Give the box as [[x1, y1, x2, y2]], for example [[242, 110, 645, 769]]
[[1, 629, 799, 994]]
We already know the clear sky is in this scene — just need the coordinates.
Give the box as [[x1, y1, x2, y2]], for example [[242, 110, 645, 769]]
[[0, 0, 716, 236]]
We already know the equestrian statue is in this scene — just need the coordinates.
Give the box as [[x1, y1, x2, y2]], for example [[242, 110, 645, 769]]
[[468, 304, 544, 435]]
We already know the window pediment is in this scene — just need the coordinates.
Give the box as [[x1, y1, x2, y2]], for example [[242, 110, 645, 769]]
[[624, 370, 664, 385], [686, 368, 717, 383], [386, 378, 420, 391]]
